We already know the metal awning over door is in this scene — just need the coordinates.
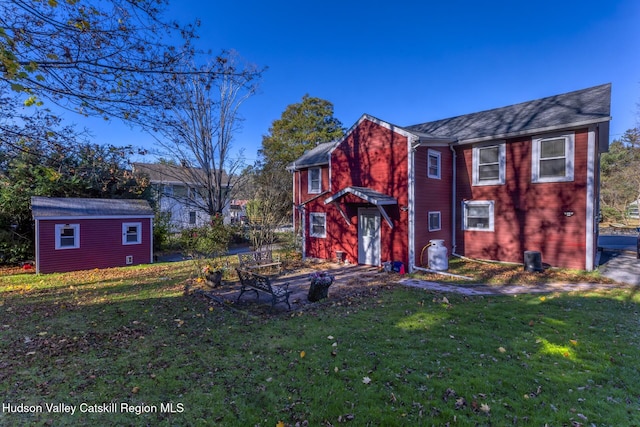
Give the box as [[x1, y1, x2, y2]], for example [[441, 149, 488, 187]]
[[324, 186, 397, 228]]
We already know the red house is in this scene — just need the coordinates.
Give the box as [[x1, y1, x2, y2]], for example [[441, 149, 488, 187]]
[[290, 84, 611, 272], [31, 197, 154, 274]]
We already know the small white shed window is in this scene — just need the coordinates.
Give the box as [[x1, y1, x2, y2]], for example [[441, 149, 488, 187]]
[[55, 224, 80, 249], [122, 222, 142, 245]]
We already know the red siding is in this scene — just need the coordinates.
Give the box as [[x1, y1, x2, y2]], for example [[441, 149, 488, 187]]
[[413, 146, 453, 268], [37, 218, 152, 274], [456, 129, 590, 270], [304, 118, 410, 266]]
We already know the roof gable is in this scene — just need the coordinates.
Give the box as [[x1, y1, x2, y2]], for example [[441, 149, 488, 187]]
[[406, 83, 611, 143], [31, 197, 154, 219]]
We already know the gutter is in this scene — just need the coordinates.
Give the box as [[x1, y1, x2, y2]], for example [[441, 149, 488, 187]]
[[449, 143, 458, 256], [452, 117, 612, 146]]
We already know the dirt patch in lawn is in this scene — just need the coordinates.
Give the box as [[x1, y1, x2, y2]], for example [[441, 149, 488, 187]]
[[190, 262, 401, 314]]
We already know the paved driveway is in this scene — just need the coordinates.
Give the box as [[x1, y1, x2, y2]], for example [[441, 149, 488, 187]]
[[598, 234, 640, 286]]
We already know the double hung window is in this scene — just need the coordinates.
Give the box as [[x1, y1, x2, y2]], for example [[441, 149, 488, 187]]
[[532, 133, 574, 183], [55, 224, 80, 249], [473, 142, 505, 186], [309, 213, 326, 238]]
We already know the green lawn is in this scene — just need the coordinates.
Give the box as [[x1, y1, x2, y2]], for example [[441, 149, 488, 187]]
[[1, 261, 639, 426]]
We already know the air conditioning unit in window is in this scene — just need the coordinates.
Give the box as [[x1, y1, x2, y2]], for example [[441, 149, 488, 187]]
[[126, 255, 133, 265]]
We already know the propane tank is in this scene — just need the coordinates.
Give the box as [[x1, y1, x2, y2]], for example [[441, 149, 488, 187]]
[[428, 239, 448, 271]]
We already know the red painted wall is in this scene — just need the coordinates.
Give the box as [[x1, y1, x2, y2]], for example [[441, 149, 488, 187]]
[[413, 146, 453, 268], [455, 129, 590, 269], [37, 218, 152, 273], [303, 118, 410, 266]]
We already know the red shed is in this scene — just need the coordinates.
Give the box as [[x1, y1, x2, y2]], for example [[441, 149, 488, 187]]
[[31, 197, 154, 274]]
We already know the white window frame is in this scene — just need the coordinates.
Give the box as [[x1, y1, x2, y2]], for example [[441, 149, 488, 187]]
[[427, 150, 441, 179], [308, 168, 321, 194], [55, 224, 80, 250], [462, 201, 495, 232], [122, 222, 142, 245], [472, 142, 505, 186], [428, 211, 441, 231], [309, 212, 326, 238], [532, 133, 575, 183]]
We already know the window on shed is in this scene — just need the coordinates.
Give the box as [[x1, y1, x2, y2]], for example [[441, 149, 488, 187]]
[[189, 211, 196, 224], [122, 222, 142, 245], [308, 168, 321, 194], [55, 224, 80, 249], [427, 150, 441, 179]]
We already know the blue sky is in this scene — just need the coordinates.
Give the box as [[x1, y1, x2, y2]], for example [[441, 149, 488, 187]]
[[75, 0, 639, 165]]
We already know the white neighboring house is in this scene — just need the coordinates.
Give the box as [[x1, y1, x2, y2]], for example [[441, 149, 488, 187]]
[[628, 200, 639, 219], [133, 163, 231, 231]]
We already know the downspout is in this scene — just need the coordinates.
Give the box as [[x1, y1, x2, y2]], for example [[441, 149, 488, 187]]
[[449, 144, 458, 256], [408, 136, 418, 273]]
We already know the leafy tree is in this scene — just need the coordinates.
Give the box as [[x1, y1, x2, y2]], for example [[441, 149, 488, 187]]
[[1, 0, 198, 123], [256, 95, 345, 222], [0, 117, 148, 263], [259, 95, 345, 169], [600, 127, 640, 223]]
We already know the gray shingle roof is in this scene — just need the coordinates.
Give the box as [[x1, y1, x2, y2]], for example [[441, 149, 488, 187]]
[[405, 83, 611, 143], [31, 197, 154, 218], [133, 163, 221, 186], [288, 141, 340, 170]]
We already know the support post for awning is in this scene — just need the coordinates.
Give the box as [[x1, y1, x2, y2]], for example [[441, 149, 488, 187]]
[[331, 201, 352, 225], [377, 205, 394, 229]]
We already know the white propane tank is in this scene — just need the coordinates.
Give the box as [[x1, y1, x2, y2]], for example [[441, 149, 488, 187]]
[[428, 239, 448, 271]]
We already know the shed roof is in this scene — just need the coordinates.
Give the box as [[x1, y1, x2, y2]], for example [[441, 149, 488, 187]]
[[31, 197, 154, 219], [406, 83, 611, 143]]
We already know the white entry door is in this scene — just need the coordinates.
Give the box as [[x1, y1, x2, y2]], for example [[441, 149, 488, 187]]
[[358, 208, 381, 266]]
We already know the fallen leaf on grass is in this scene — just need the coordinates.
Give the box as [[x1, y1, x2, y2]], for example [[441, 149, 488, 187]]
[[362, 376, 371, 384], [498, 347, 506, 353], [480, 403, 490, 414], [300, 351, 306, 358]]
